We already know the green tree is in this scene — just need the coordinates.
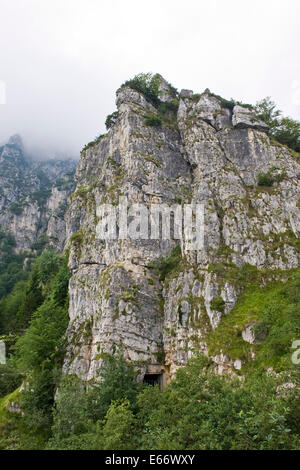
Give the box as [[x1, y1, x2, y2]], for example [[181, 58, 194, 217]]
[[86, 353, 143, 422], [254, 97, 281, 131], [254, 97, 300, 152], [274, 117, 300, 152], [102, 399, 137, 450], [50, 375, 90, 440], [123, 73, 161, 106]]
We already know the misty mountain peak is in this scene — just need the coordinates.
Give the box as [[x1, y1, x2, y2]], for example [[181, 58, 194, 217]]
[[7, 134, 24, 150]]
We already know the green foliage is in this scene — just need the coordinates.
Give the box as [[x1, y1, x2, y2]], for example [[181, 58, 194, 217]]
[[274, 117, 300, 152], [15, 299, 68, 371], [123, 72, 161, 106], [14, 254, 70, 370], [105, 111, 119, 130], [0, 364, 22, 397], [135, 356, 300, 450], [50, 375, 90, 441], [144, 113, 162, 127], [0, 232, 30, 299], [254, 97, 300, 152], [0, 281, 27, 335], [15, 250, 62, 330], [48, 354, 299, 450], [101, 399, 137, 450], [254, 97, 281, 131], [70, 229, 84, 247], [211, 93, 237, 110], [257, 167, 285, 187], [30, 234, 49, 253], [9, 202, 24, 215], [82, 134, 106, 152], [257, 171, 276, 187], [85, 353, 143, 422], [30, 188, 51, 205], [0, 251, 71, 448], [210, 296, 225, 313], [48, 354, 143, 449], [148, 245, 182, 281], [208, 269, 300, 370], [144, 99, 179, 129]]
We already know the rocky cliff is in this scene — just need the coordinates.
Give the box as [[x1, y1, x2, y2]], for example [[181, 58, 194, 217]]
[[63, 76, 300, 383], [0, 135, 76, 252]]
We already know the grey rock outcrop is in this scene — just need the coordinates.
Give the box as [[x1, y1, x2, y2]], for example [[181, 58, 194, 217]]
[[0, 135, 76, 252], [63, 79, 300, 382], [232, 105, 270, 132]]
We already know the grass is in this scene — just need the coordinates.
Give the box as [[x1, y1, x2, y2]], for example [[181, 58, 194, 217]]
[[207, 268, 300, 372]]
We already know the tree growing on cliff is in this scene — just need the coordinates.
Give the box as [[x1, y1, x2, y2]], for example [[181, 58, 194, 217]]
[[254, 97, 300, 152]]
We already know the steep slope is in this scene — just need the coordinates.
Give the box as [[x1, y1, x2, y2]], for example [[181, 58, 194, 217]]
[[64, 76, 300, 383], [0, 135, 76, 252]]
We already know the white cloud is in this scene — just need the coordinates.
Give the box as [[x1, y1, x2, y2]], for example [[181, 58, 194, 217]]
[[0, 0, 299, 157]]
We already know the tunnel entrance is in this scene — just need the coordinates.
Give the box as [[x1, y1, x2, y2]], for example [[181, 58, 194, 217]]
[[143, 373, 162, 387]]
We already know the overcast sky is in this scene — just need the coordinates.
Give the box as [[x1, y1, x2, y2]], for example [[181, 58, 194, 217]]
[[0, 0, 299, 159]]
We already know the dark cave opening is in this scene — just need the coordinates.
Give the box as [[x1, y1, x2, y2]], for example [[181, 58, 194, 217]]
[[143, 373, 161, 387]]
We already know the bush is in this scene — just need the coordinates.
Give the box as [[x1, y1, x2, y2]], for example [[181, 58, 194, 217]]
[[254, 97, 300, 152], [123, 73, 161, 106], [257, 168, 285, 187], [274, 117, 300, 152], [85, 353, 143, 422], [50, 375, 90, 441], [148, 245, 182, 281], [9, 202, 24, 216], [257, 171, 276, 187], [211, 296, 225, 313], [135, 356, 300, 450], [0, 364, 22, 397], [102, 399, 137, 450], [0, 232, 29, 300], [144, 113, 162, 127], [82, 134, 106, 152], [105, 111, 119, 130]]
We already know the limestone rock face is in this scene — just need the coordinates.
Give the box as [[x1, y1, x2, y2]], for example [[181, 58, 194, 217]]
[[232, 105, 270, 132], [63, 82, 300, 382], [0, 135, 76, 252], [242, 322, 266, 345]]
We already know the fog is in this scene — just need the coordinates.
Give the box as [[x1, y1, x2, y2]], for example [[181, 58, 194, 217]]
[[0, 0, 299, 159]]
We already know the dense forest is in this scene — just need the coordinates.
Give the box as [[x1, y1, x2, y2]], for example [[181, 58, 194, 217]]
[[0, 234, 300, 450]]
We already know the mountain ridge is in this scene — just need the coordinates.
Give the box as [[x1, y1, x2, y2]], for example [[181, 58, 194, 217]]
[[62, 74, 300, 382]]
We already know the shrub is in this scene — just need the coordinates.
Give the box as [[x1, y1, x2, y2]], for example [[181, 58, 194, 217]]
[[50, 375, 89, 440], [0, 364, 22, 397], [123, 73, 161, 106], [148, 245, 182, 281], [102, 399, 137, 450], [9, 202, 24, 216], [144, 113, 162, 127], [0, 232, 29, 299], [70, 229, 83, 247], [82, 134, 106, 152], [105, 111, 119, 130], [85, 353, 142, 422], [257, 171, 276, 187], [210, 296, 225, 313], [274, 117, 300, 152], [254, 97, 300, 152], [257, 168, 285, 187]]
